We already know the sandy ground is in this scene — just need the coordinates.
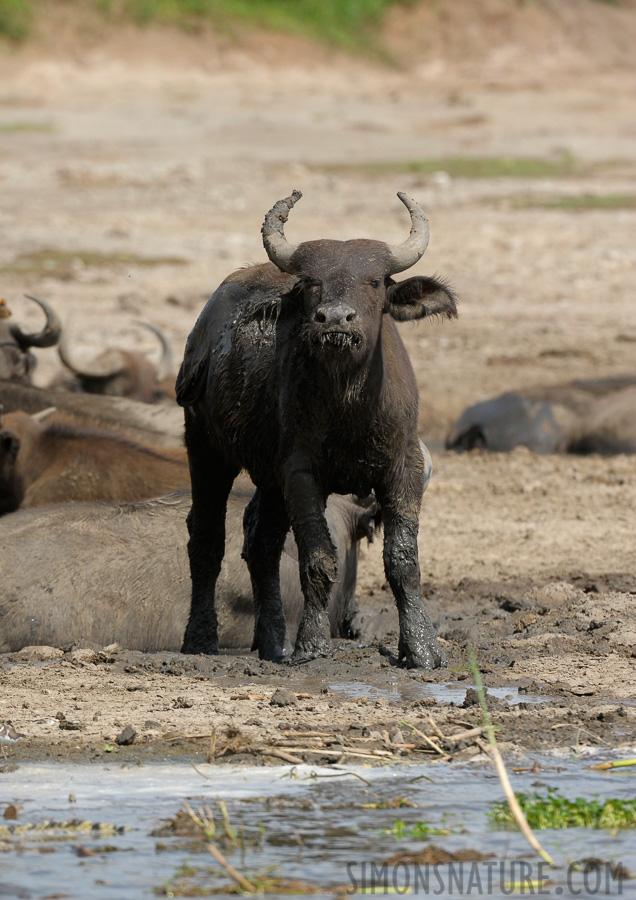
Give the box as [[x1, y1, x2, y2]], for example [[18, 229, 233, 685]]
[[0, 5, 635, 765]]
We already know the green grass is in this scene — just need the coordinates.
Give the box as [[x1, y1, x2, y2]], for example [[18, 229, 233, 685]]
[[315, 153, 583, 179], [0, 0, 31, 41], [512, 192, 636, 211], [490, 788, 636, 830], [0, 0, 416, 52], [0, 248, 187, 278], [0, 120, 55, 133]]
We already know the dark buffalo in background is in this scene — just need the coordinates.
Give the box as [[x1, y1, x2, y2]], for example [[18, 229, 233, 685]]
[[51, 317, 176, 403], [0, 294, 61, 383], [0, 490, 378, 654], [177, 190, 457, 668], [0, 380, 184, 448], [446, 375, 636, 455], [0, 408, 190, 514]]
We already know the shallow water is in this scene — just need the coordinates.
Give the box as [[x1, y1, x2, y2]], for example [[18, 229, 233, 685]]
[[1, 755, 635, 898]]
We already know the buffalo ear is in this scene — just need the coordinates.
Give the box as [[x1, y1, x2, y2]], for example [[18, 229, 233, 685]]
[[385, 276, 458, 322]]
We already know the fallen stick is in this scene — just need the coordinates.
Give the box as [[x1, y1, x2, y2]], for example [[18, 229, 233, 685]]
[[207, 842, 256, 893], [257, 747, 305, 765], [445, 727, 483, 743], [469, 652, 555, 867], [587, 758, 636, 771]]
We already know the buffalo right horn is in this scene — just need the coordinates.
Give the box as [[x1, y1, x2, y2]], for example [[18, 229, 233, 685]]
[[58, 314, 125, 380], [133, 320, 174, 383], [385, 192, 431, 275], [10, 294, 62, 350], [261, 189, 303, 273]]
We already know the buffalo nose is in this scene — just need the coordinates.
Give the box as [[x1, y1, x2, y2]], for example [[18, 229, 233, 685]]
[[313, 303, 357, 327]]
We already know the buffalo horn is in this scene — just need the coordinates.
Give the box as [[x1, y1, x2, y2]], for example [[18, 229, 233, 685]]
[[385, 192, 430, 274], [261, 189, 303, 273], [10, 294, 62, 350], [133, 320, 174, 383], [58, 314, 125, 380]]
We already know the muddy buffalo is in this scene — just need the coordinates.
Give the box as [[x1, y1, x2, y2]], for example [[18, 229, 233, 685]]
[[0, 490, 378, 653], [0, 409, 190, 514], [446, 375, 636, 455], [52, 317, 176, 403], [0, 294, 61, 382], [177, 191, 457, 667]]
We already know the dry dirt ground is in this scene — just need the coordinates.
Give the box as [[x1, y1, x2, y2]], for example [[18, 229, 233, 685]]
[[0, 2, 634, 766]]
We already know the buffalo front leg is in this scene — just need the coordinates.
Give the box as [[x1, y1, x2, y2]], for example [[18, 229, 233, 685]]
[[242, 487, 290, 662], [182, 425, 238, 654], [378, 443, 447, 669], [284, 468, 338, 661]]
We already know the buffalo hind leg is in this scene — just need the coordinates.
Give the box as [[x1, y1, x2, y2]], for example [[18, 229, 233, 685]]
[[378, 443, 447, 669], [182, 424, 238, 654], [242, 487, 290, 662]]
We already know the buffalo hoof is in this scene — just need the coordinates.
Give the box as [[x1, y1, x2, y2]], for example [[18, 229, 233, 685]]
[[180, 638, 219, 655], [398, 636, 448, 669], [288, 638, 333, 665]]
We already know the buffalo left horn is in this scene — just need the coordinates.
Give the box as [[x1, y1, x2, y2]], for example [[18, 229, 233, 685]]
[[10, 294, 63, 350], [133, 320, 175, 382], [58, 314, 125, 380], [261, 189, 303, 273], [385, 192, 430, 275]]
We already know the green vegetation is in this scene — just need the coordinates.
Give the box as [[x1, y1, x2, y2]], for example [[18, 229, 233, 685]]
[[316, 153, 583, 179], [490, 788, 636, 830], [0, 121, 55, 133], [382, 818, 458, 838], [513, 192, 636, 211], [0, 0, 415, 51], [0, 248, 186, 279], [0, 0, 30, 41]]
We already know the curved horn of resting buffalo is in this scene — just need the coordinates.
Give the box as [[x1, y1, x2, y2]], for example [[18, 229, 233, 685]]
[[385, 192, 431, 274], [10, 294, 63, 351], [58, 314, 125, 380], [133, 320, 174, 383], [261, 189, 303, 273]]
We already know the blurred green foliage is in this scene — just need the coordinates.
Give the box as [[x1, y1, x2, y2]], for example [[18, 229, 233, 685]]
[[0, 0, 416, 51], [0, 0, 625, 46], [0, 0, 31, 40]]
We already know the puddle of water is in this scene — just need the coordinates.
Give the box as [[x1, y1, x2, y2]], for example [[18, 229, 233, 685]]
[[327, 679, 548, 706], [1, 756, 635, 898]]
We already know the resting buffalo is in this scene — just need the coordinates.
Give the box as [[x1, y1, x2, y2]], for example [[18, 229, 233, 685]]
[[0, 380, 184, 448], [0, 294, 61, 382], [0, 409, 190, 514], [0, 490, 378, 654], [52, 318, 176, 403], [177, 190, 457, 668], [446, 375, 636, 455]]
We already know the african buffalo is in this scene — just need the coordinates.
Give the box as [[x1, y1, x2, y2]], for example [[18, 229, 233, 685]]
[[0, 294, 61, 382], [0, 409, 190, 514], [0, 490, 378, 654], [52, 317, 176, 403], [446, 375, 636, 455], [177, 191, 457, 668], [0, 380, 184, 448]]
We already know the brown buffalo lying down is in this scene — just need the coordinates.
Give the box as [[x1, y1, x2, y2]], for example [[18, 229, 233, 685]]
[[0, 380, 184, 448], [0, 490, 379, 654], [0, 410, 190, 515]]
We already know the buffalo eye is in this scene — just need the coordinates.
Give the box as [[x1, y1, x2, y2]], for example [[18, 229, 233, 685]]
[[370, 280, 381, 289]]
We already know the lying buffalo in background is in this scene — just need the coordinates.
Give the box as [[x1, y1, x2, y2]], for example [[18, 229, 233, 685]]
[[0, 294, 62, 382], [0, 409, 190, 514], [51, 317, 176, 403], [446, 374, 636, 455], [0, 380, 184, 448], [177, 190, 457, 668], [0, 490, 378, 654]]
